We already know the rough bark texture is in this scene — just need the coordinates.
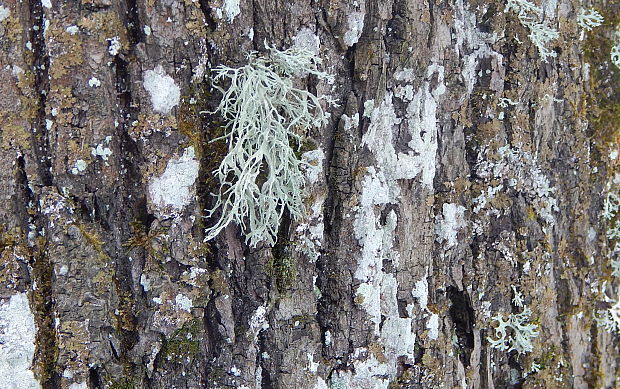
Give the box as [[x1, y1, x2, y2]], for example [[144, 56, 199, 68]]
[[1, 0, 619, 388]]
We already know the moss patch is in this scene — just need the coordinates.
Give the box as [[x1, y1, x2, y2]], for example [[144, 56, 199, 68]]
[[161, 318, 202, 363], [583, 1, 620, 149]]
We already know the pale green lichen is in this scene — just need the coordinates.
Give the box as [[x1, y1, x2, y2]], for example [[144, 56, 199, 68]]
[[577, 8, 604, 32], [203, 44, 333, 247], [505, 0, 559, 61], [487, 286, 539, 355], [597, 182, 620, 334]]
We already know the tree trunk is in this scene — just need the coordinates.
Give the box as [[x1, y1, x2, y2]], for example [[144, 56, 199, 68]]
[[1, 0, 619, 388]]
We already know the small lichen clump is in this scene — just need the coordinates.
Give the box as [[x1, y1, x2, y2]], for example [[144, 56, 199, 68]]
[[611, 29, 620, 70], [576, 8, 604, 32], [596, 184, 620, 334], [487, 286, 539, 355], [504, 0, 559, 61], [203, 44, 333, 247]]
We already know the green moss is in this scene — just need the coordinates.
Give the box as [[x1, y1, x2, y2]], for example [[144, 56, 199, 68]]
[[583, 1, 620, 148], [209, 269, 230, 295], [75, 223, 104, 252], [123, 220, 167, 260], [109, 377, 137, 389], [161, 318, 202, 363], [30, 236, 60, 385], [268, 241, 298, 292]]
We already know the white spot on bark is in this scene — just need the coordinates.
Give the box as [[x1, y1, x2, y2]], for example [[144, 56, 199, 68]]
[[307, 352, 319, 373], [294, 27, 320, 56], [435, 203, 467, 248], [0, 5, 10, 22], [41, 0, 51, 8], [58, 265, 68, 276], [315, 377, 329, 389], [344, 11, 365, 47], [454, 0, 503, 96], [88, 77, 101, 88], [221, 0, 240, 23], [11, 65, 24, 78], [331, 349, 390, 389], [427, 313, 439, 340], [148, 147, 199, 216], [301, 149, 324, 185], [65, 25, 78, 34], [363, 64, 444, 189], [411, 278, 429, 310], [91, 137, 113, 161], [249, 305, 269, 332], [140, 274, 151, 292], [143, 65, 181, 115], [363, 99, 374, 117], [0, 293, 41, 389], [71, 159, 87, 175], [174, 294, 193, 312], [107, 36, 121, 56]]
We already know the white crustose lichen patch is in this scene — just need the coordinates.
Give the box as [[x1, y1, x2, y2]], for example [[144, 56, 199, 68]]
[[612, 30, 620, 70], [174, 294, 193, 312], [0, 5, 10, 22], [217, 0, 240, 23], [435, 203, 467, 249], [143, 65, 181, 115], [148, 147, 199, 216], [342, 63, 446, 388], [71, 159, 87, 175], [0, 293, 41, 389], [91, 136, 113, 161]]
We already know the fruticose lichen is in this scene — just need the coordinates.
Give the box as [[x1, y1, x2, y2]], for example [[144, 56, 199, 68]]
[[203, 44, 333, 247], [596, 181, 620, 334], [487, 286, 539, 354], [505, 0, 559, 61]]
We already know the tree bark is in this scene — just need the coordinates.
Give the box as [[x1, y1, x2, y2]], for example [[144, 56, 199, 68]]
[[0, 0, 619, 388]]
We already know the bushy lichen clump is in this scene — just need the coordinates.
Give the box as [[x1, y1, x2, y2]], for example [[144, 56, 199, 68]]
[[596, 187, 620, 333], [203, 44, 333, 247], [487, 286, 539, 355], [504, 0, 559, 61]]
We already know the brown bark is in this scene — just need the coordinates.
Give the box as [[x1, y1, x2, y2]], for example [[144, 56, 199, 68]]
[[0, 0, 619, 388]]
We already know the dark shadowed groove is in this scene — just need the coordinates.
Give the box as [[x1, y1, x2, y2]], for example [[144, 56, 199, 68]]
[[18, 153, 60, 388], [28, 0, 52, 186], [123, 0, 144, 44], [30, 231, 60, 389], [198, 0, 218, 32], [105, 0, 146, 373], [447, 286, 475, 368], [26, 0, 60, 385]]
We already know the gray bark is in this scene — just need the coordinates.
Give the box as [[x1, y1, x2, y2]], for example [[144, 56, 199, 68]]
[[0, 0, 618, 388]]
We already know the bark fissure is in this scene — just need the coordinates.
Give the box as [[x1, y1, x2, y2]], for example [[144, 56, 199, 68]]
[[28, 0, 52, 187]]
